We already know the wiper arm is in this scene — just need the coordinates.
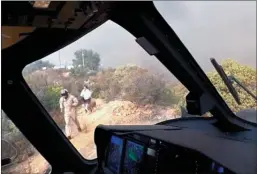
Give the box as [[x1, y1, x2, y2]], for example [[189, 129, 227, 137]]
[[228, 75, 257, 101], [210, 58, 241, 105]]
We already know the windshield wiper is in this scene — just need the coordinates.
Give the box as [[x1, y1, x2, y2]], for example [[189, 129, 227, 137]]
[[210, 58, 241, 104], [210, 58, 257, 104], [228, 75, 257, 101]]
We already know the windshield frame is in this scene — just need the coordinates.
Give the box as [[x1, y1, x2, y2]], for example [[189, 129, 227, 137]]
[[2, 1, 256, 170]]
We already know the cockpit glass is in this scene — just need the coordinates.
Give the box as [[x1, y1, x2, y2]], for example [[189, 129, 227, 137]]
[[154, 1, 257, 122], [22, 18, 191, 160], [20, 1, 255, 164], [1, 111, 52, 173]]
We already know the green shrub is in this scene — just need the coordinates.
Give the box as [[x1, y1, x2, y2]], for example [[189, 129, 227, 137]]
[[159, 88, 180, 106], [70, 67, 89, 78], [171, 59, 257, 113], [207, 59, 256, 112], [41, 85, 63, 111], [89, 65, 178, 106]]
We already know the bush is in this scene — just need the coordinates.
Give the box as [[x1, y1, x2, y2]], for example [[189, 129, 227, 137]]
[[41, 85, 63, 111], [89, 65, 178, 106], [207, 59, 256, 112], [23, 64, 181, 113], [170, 59, 257, 113], [70, 68, 89, 78], [24, 69, 85, 110]]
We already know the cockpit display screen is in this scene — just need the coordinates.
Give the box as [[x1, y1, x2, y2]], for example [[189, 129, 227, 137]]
[[211, 162, 225, 173], [106, 136, 124, 174], [122, 140, 144, 174]]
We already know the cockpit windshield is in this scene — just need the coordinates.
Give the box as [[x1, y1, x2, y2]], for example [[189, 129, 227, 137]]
[[22, 18, 188, 160], [155, 1, 256, 121], [18, 1, 256, 167]]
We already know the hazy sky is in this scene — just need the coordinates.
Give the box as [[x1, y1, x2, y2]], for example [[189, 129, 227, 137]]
[[42, 1, 256, 74]]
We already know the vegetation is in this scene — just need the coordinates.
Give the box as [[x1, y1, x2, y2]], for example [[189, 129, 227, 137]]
[[22, 49, 181, 115], [22, 50, 256, 115], [23, 60, 54, 75], [207, 59, 257, 112], [2, 111, 36, 164], [71, 49, 100, 77], [172, 59, 257, 113], [89, 65, 179, 105], [2, 111, 19, 135], [41, 85, 63, 111]]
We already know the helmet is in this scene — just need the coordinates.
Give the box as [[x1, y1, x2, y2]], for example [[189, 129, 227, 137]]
[[60, 89, 68, 96]]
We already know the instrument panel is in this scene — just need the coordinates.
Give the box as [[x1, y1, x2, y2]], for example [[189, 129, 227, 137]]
[[100, 133, 233, 174]]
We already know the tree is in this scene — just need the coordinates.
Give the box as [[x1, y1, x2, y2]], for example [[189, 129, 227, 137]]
[[23, 60, 54, 75], [71, 49, 100, 77], [207, 59, 256, 112]]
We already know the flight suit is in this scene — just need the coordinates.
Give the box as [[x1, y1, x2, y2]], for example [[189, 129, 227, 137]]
[[59, 94, 80, 137]]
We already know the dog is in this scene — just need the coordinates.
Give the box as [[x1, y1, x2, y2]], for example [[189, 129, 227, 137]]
[[87, 99, 96, 113]]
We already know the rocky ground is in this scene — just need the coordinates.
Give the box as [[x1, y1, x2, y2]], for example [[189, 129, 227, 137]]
[[2, 99, 179, 174]]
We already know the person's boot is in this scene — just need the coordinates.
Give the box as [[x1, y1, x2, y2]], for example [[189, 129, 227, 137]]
[[67, 136, 72, 140], [78, 127, 82, 132]]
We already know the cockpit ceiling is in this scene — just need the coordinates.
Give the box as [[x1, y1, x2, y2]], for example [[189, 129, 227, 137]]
[[1, 26, 35, 50], [1, 1, 115, 50]]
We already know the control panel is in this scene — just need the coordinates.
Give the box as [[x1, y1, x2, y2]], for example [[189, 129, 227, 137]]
[[100, 133, 233, 174]]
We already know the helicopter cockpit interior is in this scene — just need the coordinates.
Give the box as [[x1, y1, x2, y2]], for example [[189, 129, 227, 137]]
[[2, 1, 257, 174]]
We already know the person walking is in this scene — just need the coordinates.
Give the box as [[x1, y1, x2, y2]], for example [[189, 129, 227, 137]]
[[59, 89, 82, 139]]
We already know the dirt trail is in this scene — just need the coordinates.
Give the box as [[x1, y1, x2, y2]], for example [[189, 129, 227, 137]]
[[4, 99, 177, 173]]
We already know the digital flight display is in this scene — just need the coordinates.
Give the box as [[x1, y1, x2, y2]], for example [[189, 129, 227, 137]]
[[211, 162, 225, 173], [106, 136, 124, 174], [122, 140, 144, 174]]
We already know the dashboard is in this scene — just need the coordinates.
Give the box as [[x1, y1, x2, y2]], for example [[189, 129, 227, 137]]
[[94, 123, 244, 174], [104, 134, 229, 174]]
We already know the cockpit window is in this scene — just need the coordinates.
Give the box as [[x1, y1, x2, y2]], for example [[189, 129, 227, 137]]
[[22, 19, 192, 160], [155, 1, 257, 121], [1, 111, 51, 173], [21, 2, 256, 163]]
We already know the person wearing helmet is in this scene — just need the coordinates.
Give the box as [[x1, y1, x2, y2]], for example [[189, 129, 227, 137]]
[[59, 89, 81, 139], [80, 84, 92, 113]]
